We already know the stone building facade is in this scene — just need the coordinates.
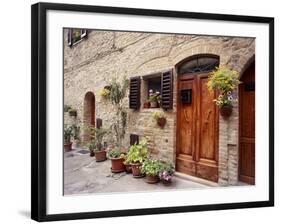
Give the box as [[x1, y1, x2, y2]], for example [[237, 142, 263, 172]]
[[64, 29, 255, 186]]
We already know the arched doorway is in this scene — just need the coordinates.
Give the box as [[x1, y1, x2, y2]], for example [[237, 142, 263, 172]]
[[176, 55, 219, 182], [239, 61, 255, 184], [83, 92, 95, 142]]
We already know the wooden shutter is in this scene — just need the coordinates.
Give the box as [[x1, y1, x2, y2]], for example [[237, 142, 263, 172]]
[[96, 118, 102, 129], [161, 70, 173, 109], [129, 76, 141, 109], [130, 134, 139, 146]]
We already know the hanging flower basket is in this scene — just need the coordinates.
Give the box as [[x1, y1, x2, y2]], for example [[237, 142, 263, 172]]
[[219, 105, 233, 118]]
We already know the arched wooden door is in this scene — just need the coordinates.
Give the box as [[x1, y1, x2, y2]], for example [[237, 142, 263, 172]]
[[176, 56, 219, 182], [83, 92, 95, 142], [239, 61, 255, 184]]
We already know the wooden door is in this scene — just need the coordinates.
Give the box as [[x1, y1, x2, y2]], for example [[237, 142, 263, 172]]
[[239, 62, 255, 184], [176, 73, 218, 182]]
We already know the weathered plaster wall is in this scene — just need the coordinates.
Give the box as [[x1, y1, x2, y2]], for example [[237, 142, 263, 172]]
[[64, 29, 255, 185]]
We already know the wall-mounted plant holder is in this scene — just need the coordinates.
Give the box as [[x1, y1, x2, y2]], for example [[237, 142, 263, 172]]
[[181, 89, 192, 104]]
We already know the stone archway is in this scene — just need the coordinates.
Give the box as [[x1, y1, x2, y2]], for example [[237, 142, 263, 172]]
[[83, 92, 95, 142]]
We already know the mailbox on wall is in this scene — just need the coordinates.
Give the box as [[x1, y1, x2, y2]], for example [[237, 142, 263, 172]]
[[181, 89, 192, 104]]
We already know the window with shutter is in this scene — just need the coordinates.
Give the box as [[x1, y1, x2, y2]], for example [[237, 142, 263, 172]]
[[161, 70, 173, 109], [67, 28, 87, 47], [96, 118, 102, 129], [130, 134, 139, 146], [129, 77, 141, 109]]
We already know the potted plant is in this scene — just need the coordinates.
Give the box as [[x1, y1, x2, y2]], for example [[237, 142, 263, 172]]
[[123, 155, 132, 173], [152, 111, 167, 128], [84, 125, 108, 160], [71, 124, 80, 148], [87, 139, 96, 157], [108, 148, 126, 173], [126, 139, 149, 178], [159, 161, 175, 185], [64, 125, 73, 152], [207, 66, 240, 118], [64, 105, 71, 113], [68, 108, 77, 117], [141, 159, 163, 184], [94, 128, 108, 162], [108, 77, 129, 149], [148, 90, 161, 108]]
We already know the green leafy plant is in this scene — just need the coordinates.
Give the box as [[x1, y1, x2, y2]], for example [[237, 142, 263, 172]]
[[84, 125, 108, 152], [148, 90, 161, 103], [207, 66, 240, 107], [141, 159, 163, 176], [64, 125, 73, 144], [64, 105, 71, 112], [125, 139, 149, 164], [108, 148, 125, 158], [68, 108, 77, 116], [71, 124, 80, 141], [152, 111, 165, 120], [108, 77, 129, 148]]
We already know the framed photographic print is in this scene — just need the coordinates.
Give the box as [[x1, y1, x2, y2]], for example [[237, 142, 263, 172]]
[[31, 2, 274, 222]]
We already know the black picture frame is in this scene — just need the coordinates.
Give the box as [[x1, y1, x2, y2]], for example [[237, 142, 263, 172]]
[[31, 2, 274, 222]]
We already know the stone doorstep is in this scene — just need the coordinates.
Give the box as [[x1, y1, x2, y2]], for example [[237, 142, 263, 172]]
[[175, 172, 219, 187]]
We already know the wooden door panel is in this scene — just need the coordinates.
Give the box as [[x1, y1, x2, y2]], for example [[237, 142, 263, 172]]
[[177, 73, 218, 182], [178, 80, 194, 157], [198, 77, 217, 161], [239, 62, 255, 184]]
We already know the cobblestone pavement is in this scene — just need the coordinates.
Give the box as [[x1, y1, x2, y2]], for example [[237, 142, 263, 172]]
[[64, 149, 209, 195]]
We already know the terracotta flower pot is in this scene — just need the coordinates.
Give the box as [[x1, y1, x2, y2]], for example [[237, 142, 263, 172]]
[[220, 105, 233, 118], [143, 102, 150, 108], [145, 174, 160, 184], [90, 151, 95, 157], [95, 150, 107, 162], [131, 163, 144, 178], [110, 157, 125, 173], [125, 164, 132, 173], [150, 101, 159, 108], [64, 142, 72, 152], [157, 117, 166, 128]]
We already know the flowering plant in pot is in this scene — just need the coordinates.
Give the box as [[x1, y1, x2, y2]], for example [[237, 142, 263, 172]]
[[126, 139, 149, 178], [207, 66, 240, 118], [152, 111, 166, 128], [108, 148, 126, 173], [148, 90, 161, 108], [159, 161, 174, 185], [141, 159, 163, 184], [64, 125, 73, 152]]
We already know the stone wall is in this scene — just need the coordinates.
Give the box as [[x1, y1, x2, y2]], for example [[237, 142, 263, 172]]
[[64, 29, 255, 185]]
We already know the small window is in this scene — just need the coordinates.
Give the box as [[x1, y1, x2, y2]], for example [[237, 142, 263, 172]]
[[178, 56, 219, 75], [147, 77, 162, 97], [68, 28, 87, 47]]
